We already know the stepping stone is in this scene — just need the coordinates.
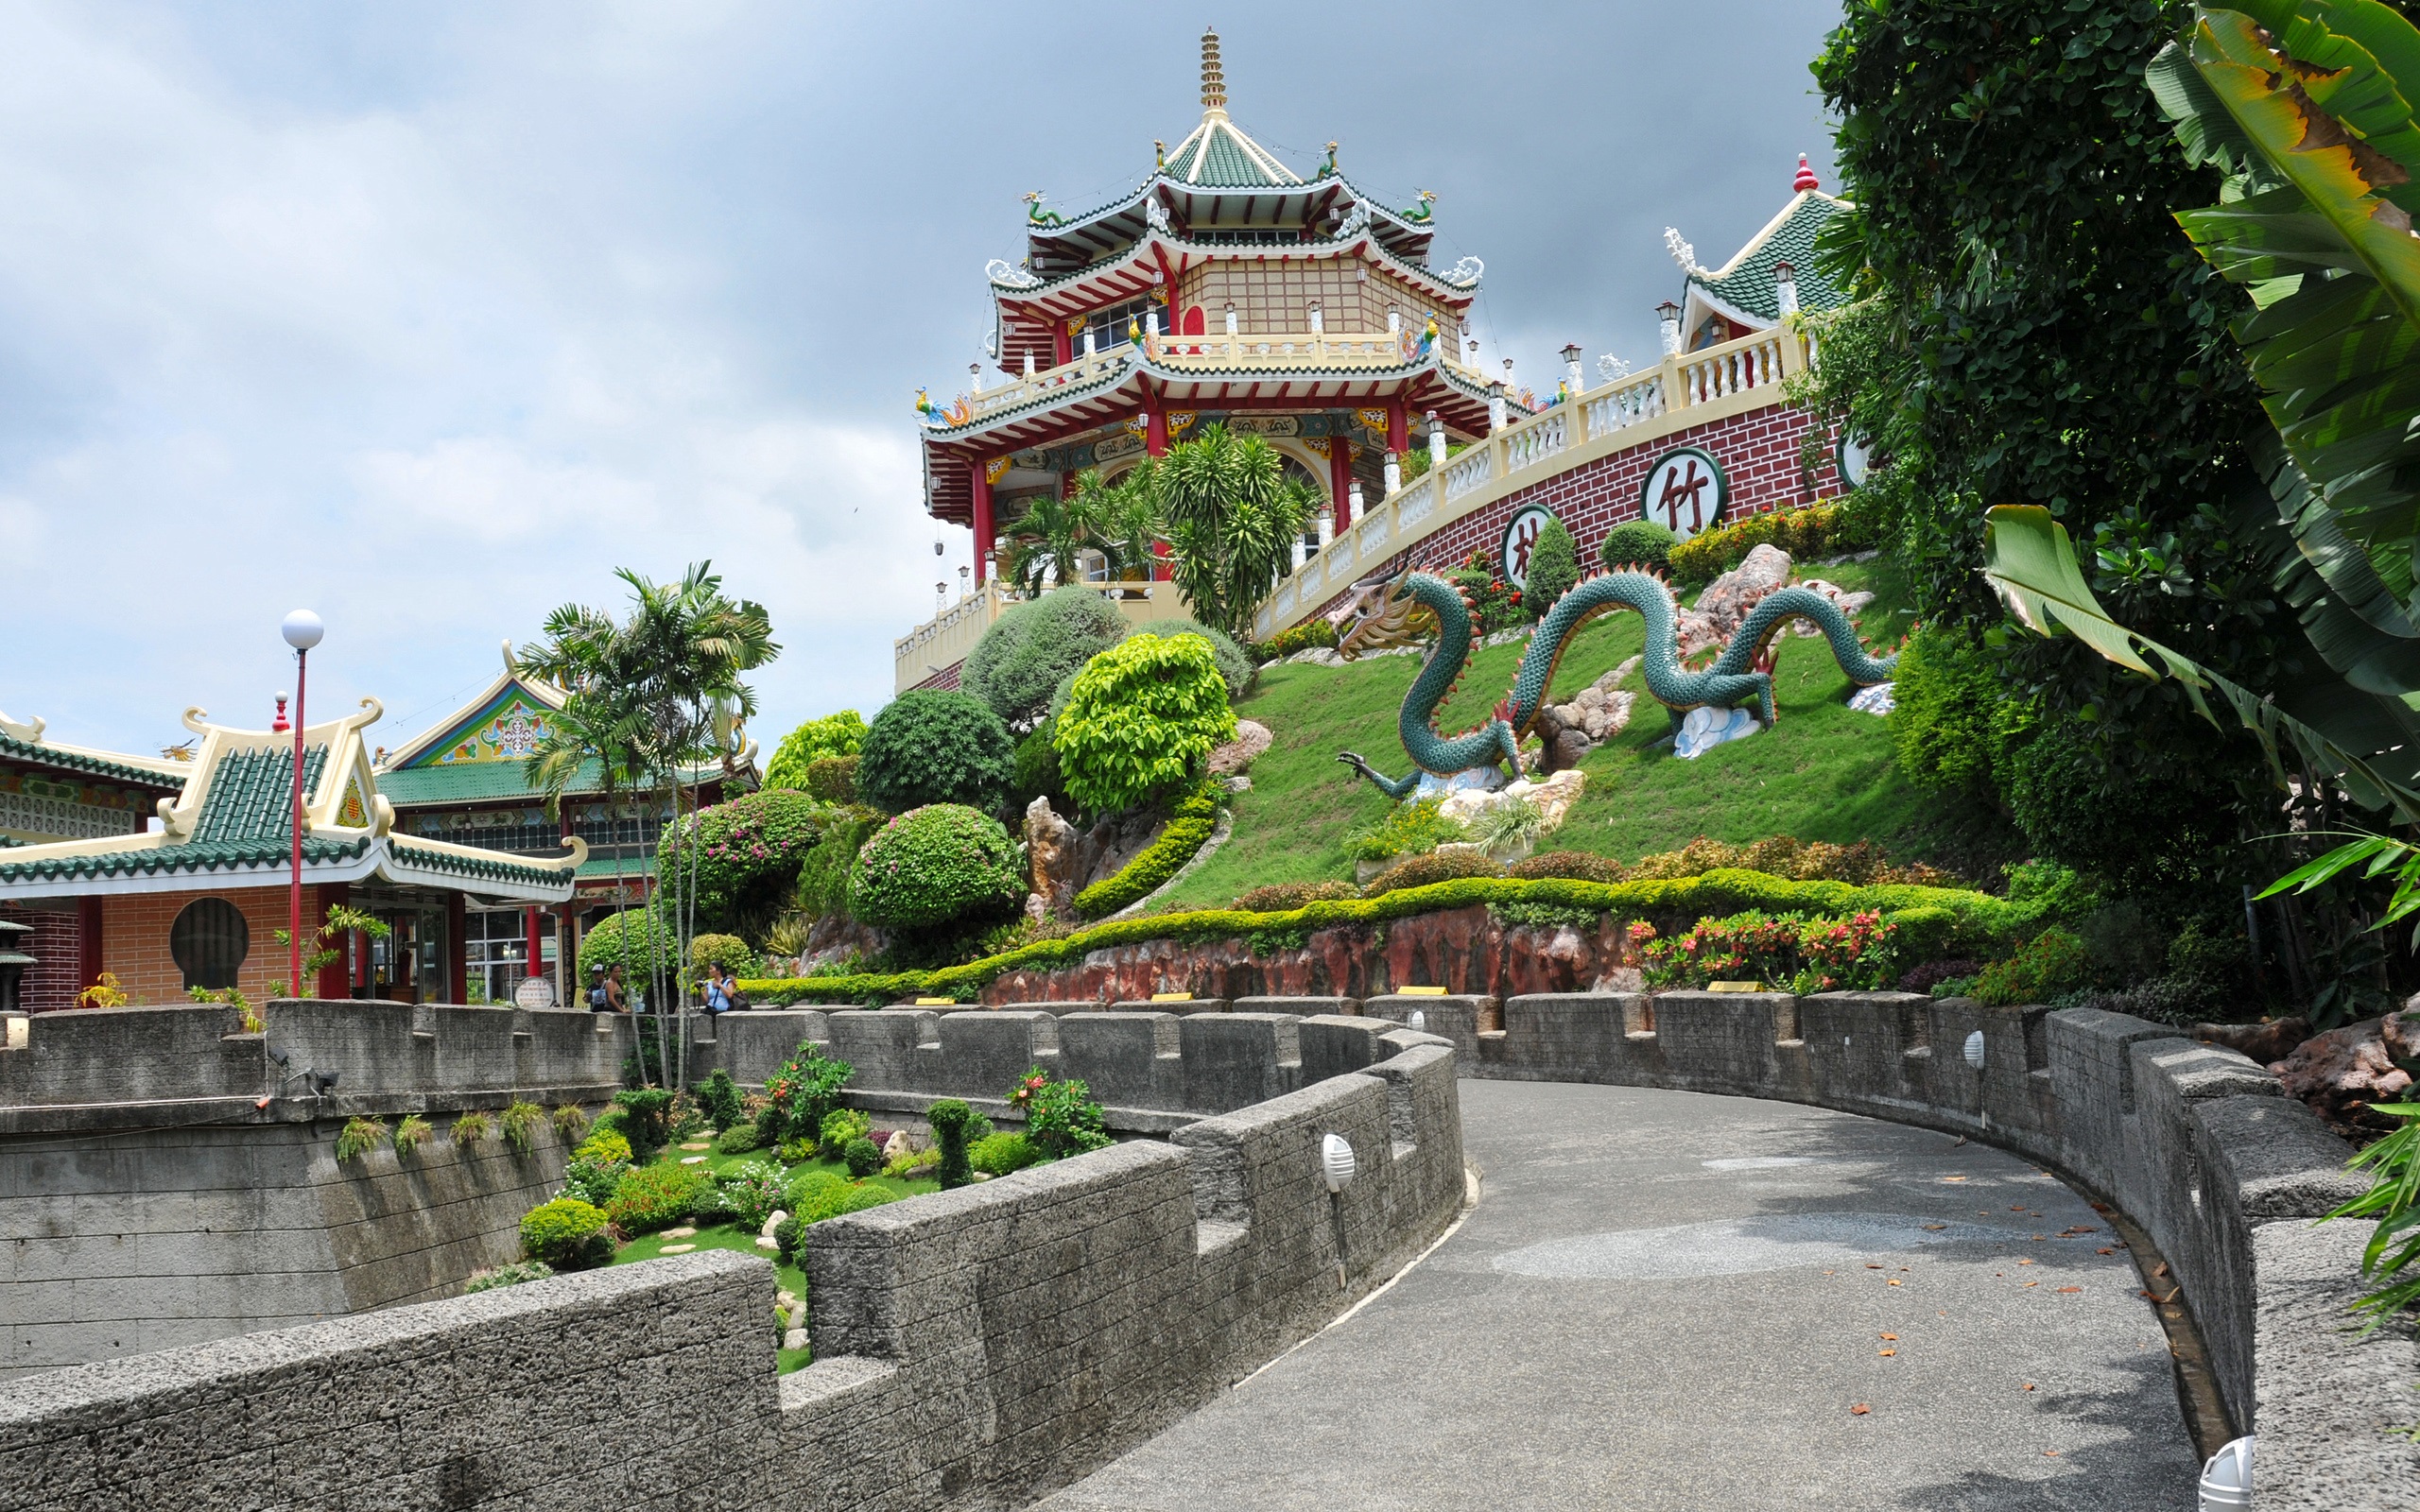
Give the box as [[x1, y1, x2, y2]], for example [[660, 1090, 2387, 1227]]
[[680, 1142, 712, 1151], [660, 1243, 696, 1253], [680, 1156, 707, 1165], [663, 1227, 697, 1239], [754, 1236, 779, 1250]]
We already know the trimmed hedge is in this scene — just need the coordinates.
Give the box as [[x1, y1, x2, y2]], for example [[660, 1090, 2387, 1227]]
[[740, 868, 2034, 1005], [1668, 501, 1863, 588], [1072, 783, 1222, 919]]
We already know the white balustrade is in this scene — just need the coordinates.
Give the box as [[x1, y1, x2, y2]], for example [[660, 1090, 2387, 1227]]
[[1585, 374, 1664, 434], [1503, 411, 1567, 473]]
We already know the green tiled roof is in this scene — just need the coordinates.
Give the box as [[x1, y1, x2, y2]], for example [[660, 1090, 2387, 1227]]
[[377, 758, 598, 806], [0, 732, 183, 790], [389, 837, 579, 889], [0, 833, 372, 885], [575, 852, 657, 881], [193, 745, 327, 843], [1690, 194, 1850, 323], [1163, 117, 1298, 188]]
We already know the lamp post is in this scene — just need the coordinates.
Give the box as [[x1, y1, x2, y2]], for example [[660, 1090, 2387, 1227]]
[[281, 610, 324, 998]]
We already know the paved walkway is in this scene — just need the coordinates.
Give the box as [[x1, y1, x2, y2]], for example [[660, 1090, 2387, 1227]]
[[1039, 1079, 2200, 1511]]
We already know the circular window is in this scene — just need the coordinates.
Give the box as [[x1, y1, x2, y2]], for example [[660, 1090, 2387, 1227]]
[[170, 898, 250, 991]]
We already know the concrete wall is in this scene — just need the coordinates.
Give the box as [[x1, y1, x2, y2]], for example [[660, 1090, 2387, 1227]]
[[0, 1033, 1467, 1512], [1354, 988, 2420, 1502]]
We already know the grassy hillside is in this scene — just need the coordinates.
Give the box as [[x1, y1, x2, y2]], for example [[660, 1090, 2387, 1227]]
[[1160, 558, 1986, 911]]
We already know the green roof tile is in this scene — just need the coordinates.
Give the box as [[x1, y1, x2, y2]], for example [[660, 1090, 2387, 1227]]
[[0, 833, 372, 885], [1689, 194, 1850, 324], [192, 745, 327, 844], [0, 732, 184, 790], [377, 758, 600, 806]]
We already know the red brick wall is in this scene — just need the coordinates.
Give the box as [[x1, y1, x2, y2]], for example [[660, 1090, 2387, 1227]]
[[1303, 399, 1839, 623], [96, 885, 351, 1007], [5, 904, 85, 1012]]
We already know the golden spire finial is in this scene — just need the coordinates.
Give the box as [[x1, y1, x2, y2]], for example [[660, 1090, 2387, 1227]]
[[1201, 26, 1226, 112]]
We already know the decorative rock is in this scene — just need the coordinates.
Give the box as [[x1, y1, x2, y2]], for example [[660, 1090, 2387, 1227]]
[[663, 1226, 698, 1239], [759, 1210, 788, 1239], [1227, 775, 1253, 793], [679, 1155, 706, 1165], [2271, 1008, 2420, 1134], [1435, 770, 1587, 862], [1547, 729, 1593, 772], [1025, 795, 1081, 919], [1847, 681, 1895, 716], [660, 1243, 696, 1253], [1673, 705, 1759, 760], [679, 1142, 711, 1151], [1207, 719, 1272, 775], [782, 1328, 808, 1351], [1694, 543, 1793, 638], [755, 1236, 779, 1250], [882, 1130, 911, 1160]]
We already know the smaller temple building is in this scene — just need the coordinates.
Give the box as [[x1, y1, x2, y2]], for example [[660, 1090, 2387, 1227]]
[[0, 697, 581, 1012]]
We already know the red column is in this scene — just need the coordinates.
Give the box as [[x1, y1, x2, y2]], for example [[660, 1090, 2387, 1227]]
[[1327, 438, 1355, 529], [76, 897, 101, 994], [1054, 323, 1072, 367], [444, 892, 467, 1005], [970, 459, 995, 585], [315, 882, 350, 1000], [1386, 400, 1409, 455], [524, 906, 543, 984], [1144, 395, 1168, 457]]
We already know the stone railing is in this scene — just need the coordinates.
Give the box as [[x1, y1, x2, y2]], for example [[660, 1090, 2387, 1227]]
[[1250, 324, 1809, 641], [0, 1030, 1468, 1512], [947, 329, 1476, 429], [892, 578, 1195, 693]]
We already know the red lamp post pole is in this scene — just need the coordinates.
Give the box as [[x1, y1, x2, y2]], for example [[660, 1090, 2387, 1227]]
[[290, 644, 307, 999]]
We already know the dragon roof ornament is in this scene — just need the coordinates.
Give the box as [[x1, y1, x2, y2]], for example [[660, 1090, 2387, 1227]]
[[987, 258, 1042, 289], [1664, 227, 1708, 278]]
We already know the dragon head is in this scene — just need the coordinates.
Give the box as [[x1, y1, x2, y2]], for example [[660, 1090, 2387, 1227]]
[[1335, 570, 1431, 660]]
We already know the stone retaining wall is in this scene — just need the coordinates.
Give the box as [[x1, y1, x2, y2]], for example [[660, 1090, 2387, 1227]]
[[0, 1033, 1467, 1512]]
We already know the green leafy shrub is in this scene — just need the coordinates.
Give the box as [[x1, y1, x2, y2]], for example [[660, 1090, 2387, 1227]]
[[763, 710, 867, 793], [451, 1112, 494, 1147], [561, 1155, 629, 1208], [773, 1180, 903, 1263], [817, 1107, 872, 1161], [843, 1138, 883, 1177], [1970, 929, 2092, 1006], [1508, 850, 1630, 884], [1492, 900, 1603, 931], [2326, 1099, 2420, 1333], [393, 1114, 433, 1153], [1523, 517, 1580, 618], [551, 1104, 590, 1145], [519, 1198, 613, 1270], [1343, 799, 1466, 864], [336, 1117, 389, 1163], [797, 807, 883, 922], [1890, 627, 2019, 802], [1633, 909, 1900, 993], [760, 1041, 854, 1146], [719, 1159, 786, 1231], [500, 1101, 544, 1158], [1626, 835, 1952, 888], [784, 1167, 853, 1214], [928, 1098, 976, 1190], [578, 908, 677, 981], [1074, 782, 1222, 919], [1008, 1068, 1113, 1160], [857, 689, 1016, 814], [1233, 880, 1360, 911], [969, 1131, 1041, 1176], [697, 1069, 744, 1132], [1252, 617, 1339, 662], [715, 1120, 763, 1155], [606, 1161, 715, 1234], [1363, 848, 1505, 897], [1443, 548, 1527, 632], [689, 935, 758, 981], [660, 789, 825, 940], [2003, 716, 2241, 895], [777, 1136, 818, 1163], [963, 585, 1133, 730], [612, 1088, 674, 1163], [883, 1144, 940, 1179], [1154, 619, 1254, 702], [849, 804, 1025, 928], [574, 1129, 632, 1166], [805, 754, 859, 804], [1010, 724, 1070, 818], [464, 1261, 554, 1293], [1599, 520, 1676, 575], [1667, 502, 1852, 588], [1054, 633, 1238, 815]]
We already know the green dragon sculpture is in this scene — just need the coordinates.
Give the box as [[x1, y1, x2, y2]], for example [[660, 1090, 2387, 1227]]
[[1333, 565, 1896, 799]]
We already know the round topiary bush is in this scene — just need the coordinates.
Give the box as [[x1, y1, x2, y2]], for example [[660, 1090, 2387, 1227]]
[[763, 710, 866, 793], [688, 934, 757, 979], [962, 586, 1132, 730], [856, 690, 1016, 814], [1053, 633, 1238, 816], [1599, 520, 1676, 575], [518, 1197, 613, 1270], [847, 805, 1025, 928], [1361, 847, 1506, 898], [577, 908, 676, 981], [804, 754, 858, 804], [660, 789, 824, 940], [573, 1129, 632, 1166], [842, 1137, 883, 1178], [1152, 619, 1254, 701], [1506, 850, 1630, 884]]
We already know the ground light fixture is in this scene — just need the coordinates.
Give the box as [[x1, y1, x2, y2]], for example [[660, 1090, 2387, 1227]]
[[1321, 1133, 1357, 1292], [280, 609, 324, 999], [1962, 1030, 1986, 1071], [2199, 1435, 2253, 1509]]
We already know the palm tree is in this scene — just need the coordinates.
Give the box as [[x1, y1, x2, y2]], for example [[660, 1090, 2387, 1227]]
[[1000, 489, 1104, 595], [1155, 425, 1318, 635], [518, 563, 777, 1087]]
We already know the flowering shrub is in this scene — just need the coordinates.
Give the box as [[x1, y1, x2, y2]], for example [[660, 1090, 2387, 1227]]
[[657, 788, 824, 940], [718, 1160, 786, 1232], [1443, 549, 1525, 633], [1251, 617, 1340, 662], [760, 1041, 854, 1146], [561, 1155, 628, 1208], [1008, 1067, 1114, 1160], [1970, 929, 2092, 1006], [573, 1129, 632, 1166], [1633, 909, 1900, 993], [605, 1161, 715, 1234], [847, 804, 1025, 929]]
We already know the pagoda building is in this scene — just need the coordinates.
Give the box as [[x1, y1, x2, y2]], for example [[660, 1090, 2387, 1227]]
[[917, 29, 1497, 594]]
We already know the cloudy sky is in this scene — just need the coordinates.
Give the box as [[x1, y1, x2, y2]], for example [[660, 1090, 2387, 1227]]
[[1, 0, 1844, 759]]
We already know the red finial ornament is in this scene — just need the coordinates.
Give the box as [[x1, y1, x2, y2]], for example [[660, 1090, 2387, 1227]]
[[272, 694, 290, 733], [1793, 154, 1820, 193]]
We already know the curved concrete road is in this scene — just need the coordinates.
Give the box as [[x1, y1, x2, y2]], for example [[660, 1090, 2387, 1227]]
[[1038, 1080, 2200, 1511]]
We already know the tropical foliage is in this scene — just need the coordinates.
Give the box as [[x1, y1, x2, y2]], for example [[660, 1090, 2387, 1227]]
[[762, 710, 865, 793], [1052, 632, 1238, 815], [1153, 425, 1320, 635], [855, 689, 1017, 814], [848, 804, 1026, 929]]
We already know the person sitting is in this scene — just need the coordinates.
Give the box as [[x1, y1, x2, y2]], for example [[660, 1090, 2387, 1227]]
[[700, 961, 734, 1016]]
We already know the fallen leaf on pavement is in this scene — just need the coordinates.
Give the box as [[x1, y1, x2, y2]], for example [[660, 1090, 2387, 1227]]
[[1924, 1224, 1947, 1231], [2056, 1286, 2082, 1294], [1942, 1176, 1967, 1183], [2021, 1383, 2035, 1392], [1879, 1333, 1897, 1340], [1878, 1349, 1896, 1356], [2043, 1451, 2060, 1457], [1850, 1403, 1871, 1416], [2023, 1281, 2039, 1288], [1887, 1279, 1902, 1286], [2097, 1247, 2114, 1255], [2152, 1263, 2169, 1279]]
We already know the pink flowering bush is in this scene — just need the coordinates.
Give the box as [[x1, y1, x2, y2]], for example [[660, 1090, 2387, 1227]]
[[1633, 909, 1899, 993], [658, 788, 823, 939], [846, 804, 1025, 929]]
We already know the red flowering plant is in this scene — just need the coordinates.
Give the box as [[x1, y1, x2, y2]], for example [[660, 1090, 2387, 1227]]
[[1443, 549, 1526, 634], [1007, 1065, 1113, 1160], [1634, 910, 1899, 993], [757, 1040, 854, 1147]]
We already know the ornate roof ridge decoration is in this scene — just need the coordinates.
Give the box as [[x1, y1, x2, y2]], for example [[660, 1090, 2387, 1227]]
[[984, 213, 1482, 305], [0, 709, 196, 786], [1669, 180, 1857, 328], [375, 649, 571, 772], [0, 695, 583, 902]]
